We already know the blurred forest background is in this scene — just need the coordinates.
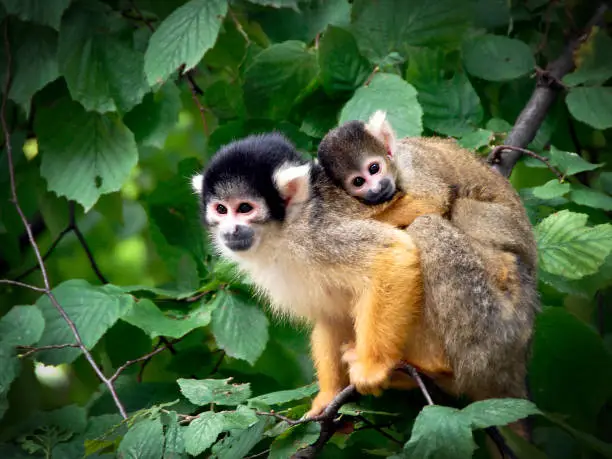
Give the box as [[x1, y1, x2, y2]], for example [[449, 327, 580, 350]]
[[1, 0, 612, 458]]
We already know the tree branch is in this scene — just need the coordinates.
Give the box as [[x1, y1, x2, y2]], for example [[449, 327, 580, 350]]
[[489, 145, 565, 182], [487, 3, 609, 177], [17, 344, 80, 358], [0, 20, 127, 420], [109, 344, 171, 383]]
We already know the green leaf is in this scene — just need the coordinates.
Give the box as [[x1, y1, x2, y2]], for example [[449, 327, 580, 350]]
[[8, 24, 59, 108], [530, 308, 612, 427], [463, 34, 535, 81], [350, 0, 471, 63], [457, 129, 493, 150], [243, 41, 318, 120], [178, 378, 251, 406], [0, 305, 45, 347], [566, 87, 612, 130], [0, 345, 20, 397], [535, 210, 612, 280], [162, 411, 186, 459], [123, 82, 181, 149], [35, 279, 134, 365], [569, 187, 612, 211], [118, 418, 164, 459], [563, 28, 612, 86], [247, 383, 318, 408], [211, 418, 267, 459], [144, 0, 228, 86], [269, 423, 321, 459], [404, 405, 475, 459], [339, 73, 423, 138], [58, 1, 149, 113], [211, 291, 269, 366], [531, 180, 570, 200], [184, 409, 258, 456], [318, 26, 371, 94], [1, 0, 71, 30], [548, 146, 603, 176], [460, 399, 541, 429], [36, 98, 138, 212], [121, 299, 211, 340], [246, 0, 299, 9], [416, 72, 483, 137]]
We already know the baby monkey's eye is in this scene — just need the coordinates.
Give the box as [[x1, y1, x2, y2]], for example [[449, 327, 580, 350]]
[[352, 177, 366, 187], [216, 204, 228, 214], [237, 202, 254, 213], [368, 163, 380, 175]]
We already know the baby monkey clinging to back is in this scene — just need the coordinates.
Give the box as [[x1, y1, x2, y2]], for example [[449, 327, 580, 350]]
[[318, 111, 540, 402]]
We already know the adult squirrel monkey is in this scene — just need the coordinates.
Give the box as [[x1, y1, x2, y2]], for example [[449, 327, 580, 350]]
[[318, 111, 540, 403], [192, 134, 437, 417]]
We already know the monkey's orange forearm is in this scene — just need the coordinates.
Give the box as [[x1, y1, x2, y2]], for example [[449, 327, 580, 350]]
[[374, 195, 447, 228]]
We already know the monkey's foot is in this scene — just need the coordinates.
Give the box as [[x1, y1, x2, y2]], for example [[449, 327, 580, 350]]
[[305, 391, 338, 418], [347, 358, 393, 396]]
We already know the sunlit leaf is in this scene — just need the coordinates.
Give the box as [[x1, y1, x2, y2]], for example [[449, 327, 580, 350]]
[[463, 34, 535, 81], [566, 87, 612, 130], [178, 378, 251, 406]]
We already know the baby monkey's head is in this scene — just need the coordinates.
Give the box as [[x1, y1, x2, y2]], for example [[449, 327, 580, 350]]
[[318, 110, 399, 205]]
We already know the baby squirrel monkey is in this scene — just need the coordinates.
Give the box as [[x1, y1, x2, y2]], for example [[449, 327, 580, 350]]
[[192, 134, 439, 417], [318, 111, 540, 403]]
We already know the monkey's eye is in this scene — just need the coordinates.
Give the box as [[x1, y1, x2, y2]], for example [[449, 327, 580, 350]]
[[368, 163, 380, 175], [352, 177, 366, 188], [237, 202, 254, 213], [216, 204, 228, 215]]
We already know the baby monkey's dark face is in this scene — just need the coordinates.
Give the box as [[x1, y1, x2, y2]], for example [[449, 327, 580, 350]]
[[342, 154, 396, 205]]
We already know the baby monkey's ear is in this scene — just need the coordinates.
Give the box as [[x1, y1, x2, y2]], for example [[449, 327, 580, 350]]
[[273, 163, 311, 207], [365, 110, 397, 157], [191, 173, 203, 194]]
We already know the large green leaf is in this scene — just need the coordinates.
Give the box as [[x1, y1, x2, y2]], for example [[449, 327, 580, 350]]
[[36, 98, 138, 212], [548, 146, 603, 176], [569, 187, 612, 211], [530, 308, 612, 427], [183, 408, 258, 456], [35, 279, 134, 365], [403, 405, 475, 459], [144, 0, 228, 85], [1, 0, 71, 30], [460, 399, 541, 429], [318, 26, 371, 94], [178, 378, 251, 406], [58, 1, 149, 114], [463, 34, 535, 81], [566, 87, 612, 130], [339, 73, 423, 138], [121, 299, 211, 340], [246, 0, 299, 9], [535, 210, 612, 280], [563, 28, 612, 87], [243, 41, 318, 120], [8, 24, 59, 108], [0, 305, 45, 347], [211, 418, 267, 459], [350, 0, 471, 63], [247, 383, 318, 409], [117, 418, 164, 459], [161, 411, 186, 459], [531, 180, 570, 200], [210, 292, 269, 366]]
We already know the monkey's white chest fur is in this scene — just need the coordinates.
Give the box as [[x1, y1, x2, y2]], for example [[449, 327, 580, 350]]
[[221, 239, 356, 322]]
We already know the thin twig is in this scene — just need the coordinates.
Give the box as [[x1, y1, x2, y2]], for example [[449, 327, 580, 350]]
[[244, 449, 271, 459], [17, 344, 80, 358], [0, 21, 127, 420], [228, 9, 249, 43], [489, 145, 564, 182], [128, 0, 155, 32], [356, 415, 402, 445], [110, 344, 170, 383], [397, 361, 434, 406], [209, 350, 226, 375], [363, 66, 380, 86], [0, 279, 47, 292], [15, 226, 71, 281]]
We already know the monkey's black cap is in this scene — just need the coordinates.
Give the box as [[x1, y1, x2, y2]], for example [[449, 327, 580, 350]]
[[202, 133, 308, 221]]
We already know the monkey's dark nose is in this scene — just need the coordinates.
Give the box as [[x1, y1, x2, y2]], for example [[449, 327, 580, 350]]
[[223, 225, 255, 251], [362, 178, 396, 205]]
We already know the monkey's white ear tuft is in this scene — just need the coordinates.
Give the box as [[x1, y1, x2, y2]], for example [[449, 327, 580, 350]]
[[191, 173, 203, 194], [274, 163, 311, 206], [365, 110, 397, 157]]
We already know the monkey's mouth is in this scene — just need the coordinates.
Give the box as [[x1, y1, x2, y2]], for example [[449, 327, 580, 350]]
[[362, 180, 396, 205], [224, 237, 254, 251]]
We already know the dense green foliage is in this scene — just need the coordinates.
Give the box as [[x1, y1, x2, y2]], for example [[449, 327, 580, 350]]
[[1, 0, 612, 457]]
